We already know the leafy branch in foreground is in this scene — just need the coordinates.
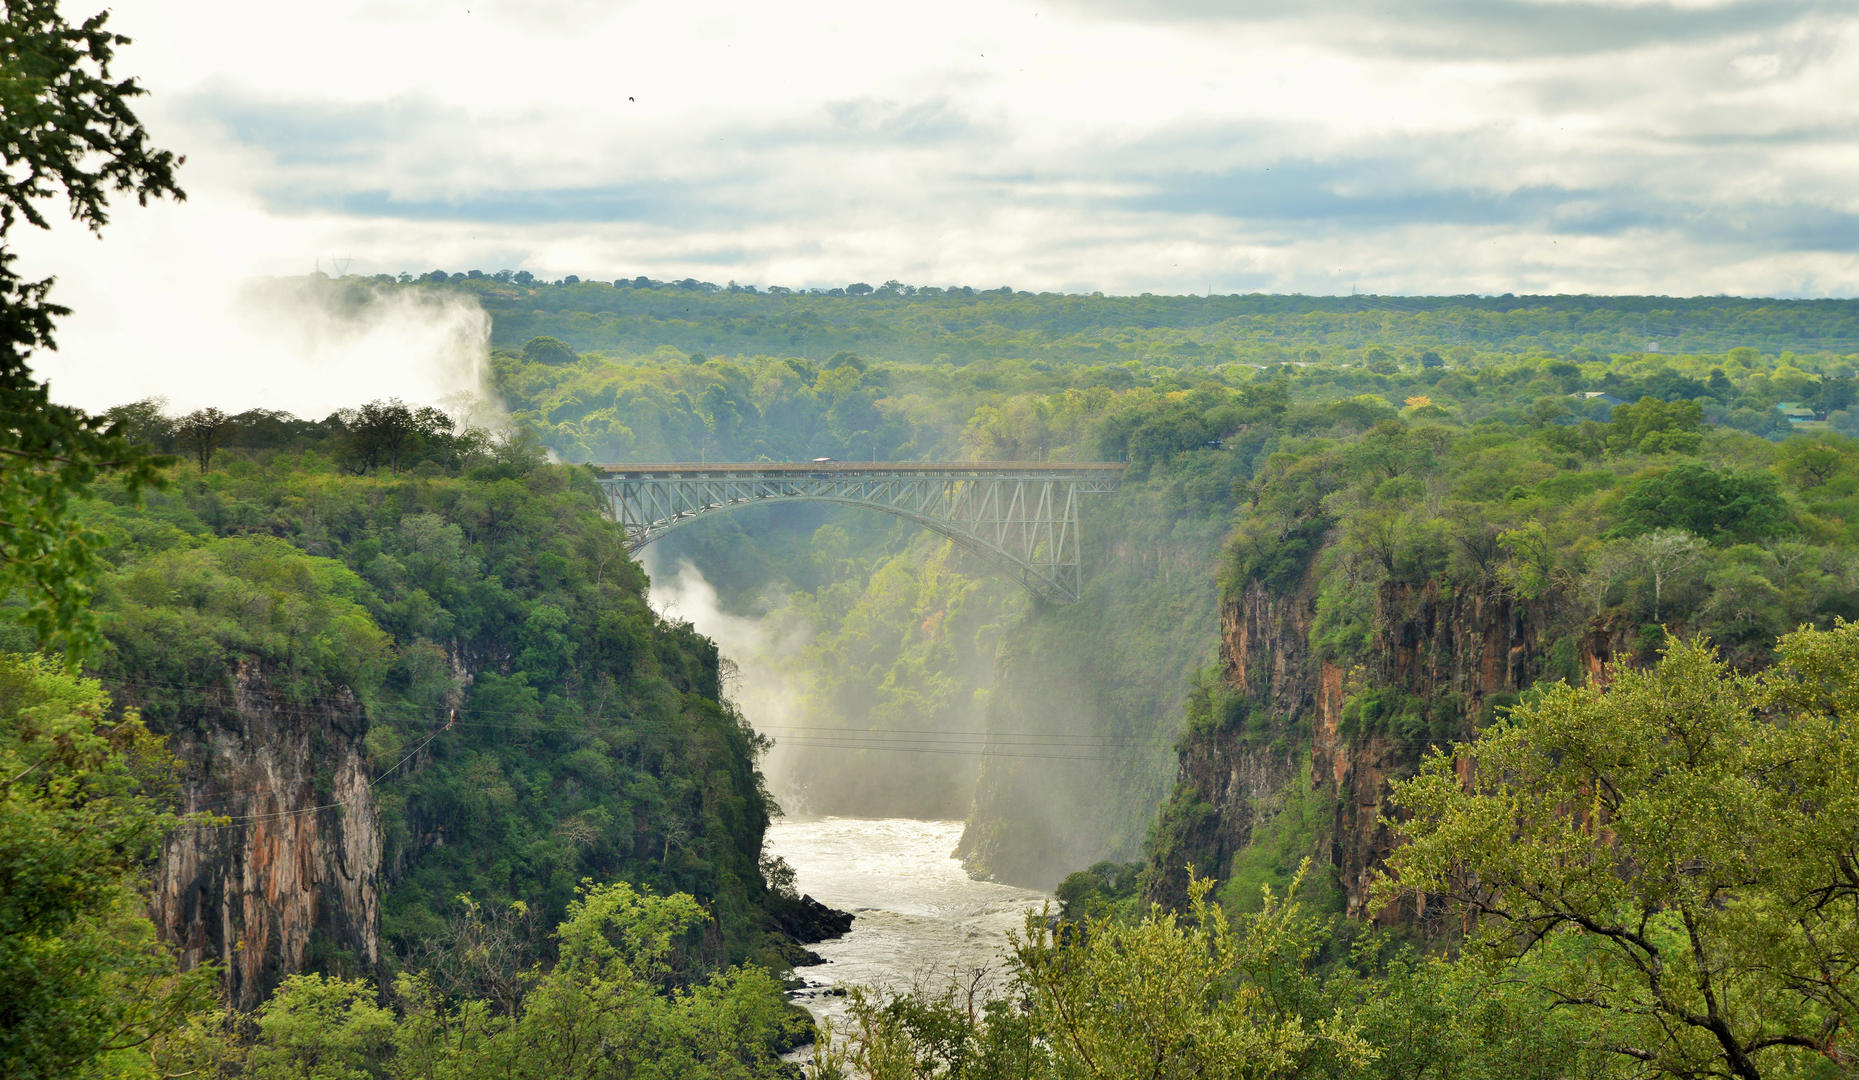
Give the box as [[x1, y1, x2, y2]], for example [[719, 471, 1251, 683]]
[[1, 0, 183, 661]]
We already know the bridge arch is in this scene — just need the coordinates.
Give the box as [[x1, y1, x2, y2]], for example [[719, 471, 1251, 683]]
[[594, 463, 1123, 603]]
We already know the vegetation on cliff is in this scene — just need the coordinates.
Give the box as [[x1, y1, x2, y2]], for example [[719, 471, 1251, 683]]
[[818, 626, 1859, 1080], [66, 417, 797, 972], [1, 414, 820, 1075], [1142, 362, 1859, 914], [363, 271, 1859, 888], [0, 656, 213, 1080], [15, 260, 1859, 1075]]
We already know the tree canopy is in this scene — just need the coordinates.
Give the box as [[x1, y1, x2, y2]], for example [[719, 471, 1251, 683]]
[[0, 0, 183, 661], [1385, 627, 1859, 1080]]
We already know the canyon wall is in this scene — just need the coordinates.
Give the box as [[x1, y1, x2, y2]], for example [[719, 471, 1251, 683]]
[[1148, 565, 1626, 918], [137, 662, 381, 1009]]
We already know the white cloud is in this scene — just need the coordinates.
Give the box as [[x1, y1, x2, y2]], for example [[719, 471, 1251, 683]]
[[13, 0, 1859, 411]]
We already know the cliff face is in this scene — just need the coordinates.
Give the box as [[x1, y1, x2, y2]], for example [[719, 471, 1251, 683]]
[[1312, 579, 1548, 918], [141, 662, 381, 1009], [1152, 569, 1619, 919]]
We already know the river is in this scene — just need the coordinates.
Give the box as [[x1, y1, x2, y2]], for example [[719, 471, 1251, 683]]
[[767, 817, 1051, 1033]]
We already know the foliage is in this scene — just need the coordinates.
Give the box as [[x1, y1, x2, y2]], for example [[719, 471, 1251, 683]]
[[246, 973, 397, 1080], [1611, 463, 1792, 542], [1020, 871, 1371, 1080], [339, 398, 472, 475], [0, 0, 182, 662], [1605, 396, 1704, 455], [1384, 627, 1859, 1080], [199, 882, 798, 1080], [100, 535, 394, 721], [75, 423, 787, 969], [814, 871, 1374, 1080], [1053, 860, 1145, 922], [0, 654, 214, 1079], [354, 273, 1859, 362], [1215, 761, 1343, 918]]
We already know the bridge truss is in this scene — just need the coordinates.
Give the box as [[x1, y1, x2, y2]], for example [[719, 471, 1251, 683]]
[[595, 462, 1124, 603]]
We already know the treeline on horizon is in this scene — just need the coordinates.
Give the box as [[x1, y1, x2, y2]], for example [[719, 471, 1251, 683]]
[[282, 271, 1859, 361]]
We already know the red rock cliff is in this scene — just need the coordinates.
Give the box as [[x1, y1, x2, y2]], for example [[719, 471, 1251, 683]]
[[1151, 568, 1623, 919], [137, 661, 381, 1009]]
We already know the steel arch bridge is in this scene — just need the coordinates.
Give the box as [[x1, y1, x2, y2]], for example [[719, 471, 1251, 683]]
[[595, 462, 1124, 603]]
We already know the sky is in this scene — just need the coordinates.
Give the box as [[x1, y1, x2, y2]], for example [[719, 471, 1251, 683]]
[[15, 0, 1859, 409]]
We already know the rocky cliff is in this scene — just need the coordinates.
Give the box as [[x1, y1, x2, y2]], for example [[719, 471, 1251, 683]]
[[137, 661, 381, 1009], [1148, 566, 1623, 919]]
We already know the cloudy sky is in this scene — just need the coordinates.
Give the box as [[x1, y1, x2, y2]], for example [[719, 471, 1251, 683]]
[[16, 0, 1859, 409]]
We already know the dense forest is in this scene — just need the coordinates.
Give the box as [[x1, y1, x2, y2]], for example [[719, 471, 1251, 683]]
[[401, 273, 1859, 886], [13, 274, 1859, 1079], [11, 4, 1859, 1076]]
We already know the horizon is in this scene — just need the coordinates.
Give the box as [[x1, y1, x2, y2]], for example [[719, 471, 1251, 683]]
[[18, 1, 1859, 416], [263, 271, 1859, 303]]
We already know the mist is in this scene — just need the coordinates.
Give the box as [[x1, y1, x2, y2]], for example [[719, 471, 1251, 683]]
[[643, 555, 816, 814], [30, 265, 494, 419]]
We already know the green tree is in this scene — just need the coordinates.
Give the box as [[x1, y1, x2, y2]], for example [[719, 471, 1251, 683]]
[[1776, 435, 1854, 489], [246, 974, 397, 1080], [816, 871, 1375, 1080], [452, 881, 793, 1080], [0, 0, 182, 660], [1607, 397, 1704, 455], [1383, 628, 1859, 1079], [520, 335, 579, 366], [1012, 871, 1372, 1080], [0, 654, 214, 1079], [1612, 463, 1791, 543], [176, 406, 228, 473]]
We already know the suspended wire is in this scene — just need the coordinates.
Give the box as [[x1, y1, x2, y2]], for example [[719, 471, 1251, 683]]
[[765, 738, 1133, 762], [179, 720, 451, 829], [97, 673, 1163, 746], [755, 723, 1139, 742]]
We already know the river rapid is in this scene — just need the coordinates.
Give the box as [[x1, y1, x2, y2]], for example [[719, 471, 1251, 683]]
[[767, 817, 1051, 1032]]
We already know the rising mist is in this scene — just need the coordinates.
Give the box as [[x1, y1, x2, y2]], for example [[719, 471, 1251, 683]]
[[644, 555, 816, 813], [36, 273, 496, 420]]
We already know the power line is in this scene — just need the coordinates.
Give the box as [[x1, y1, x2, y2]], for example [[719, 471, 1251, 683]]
[[755, 723, 1145, 743], [765, 738, 1136, 762], [180, 721, 450, 829]]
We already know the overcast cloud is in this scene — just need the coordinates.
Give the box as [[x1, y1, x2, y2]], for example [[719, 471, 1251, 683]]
[[14, 0, 1859, 408]]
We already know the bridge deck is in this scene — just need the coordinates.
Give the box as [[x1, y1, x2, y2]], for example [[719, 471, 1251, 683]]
[[594, 461, 1122, 602], [595, 461, 1126, 476]]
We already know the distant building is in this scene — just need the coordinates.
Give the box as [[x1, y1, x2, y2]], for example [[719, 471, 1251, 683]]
[[1776, 402, 1827, 425]]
